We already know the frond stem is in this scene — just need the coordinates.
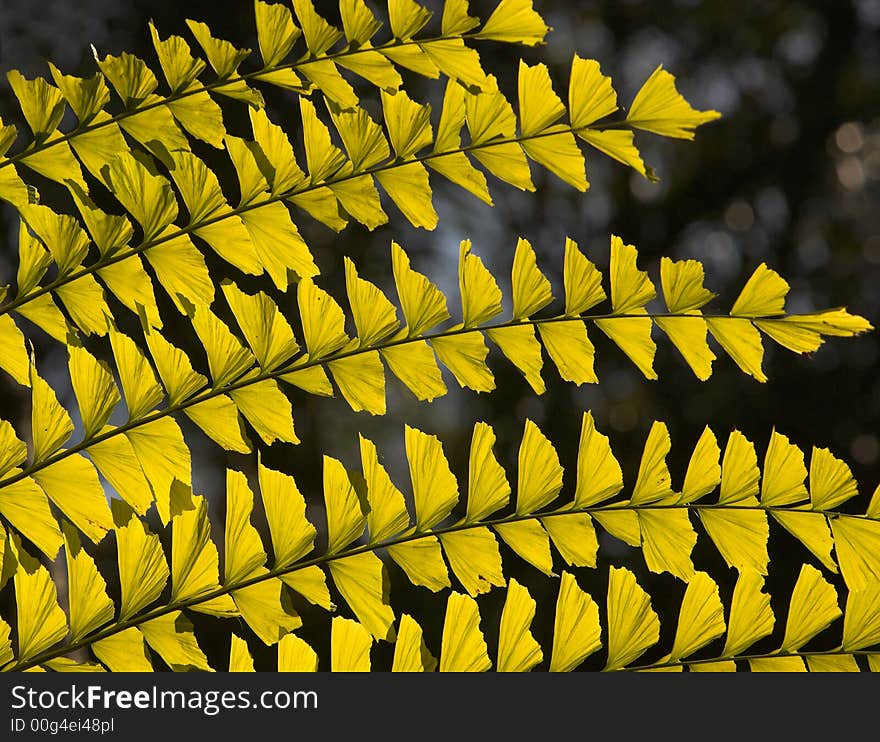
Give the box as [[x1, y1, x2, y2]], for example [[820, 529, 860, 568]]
[[4, 499, 875, 671], [1, 119, 625, 317], [0, 311, 817, 491], [0, 32, 488, 170], [622, 648, 874, 672]]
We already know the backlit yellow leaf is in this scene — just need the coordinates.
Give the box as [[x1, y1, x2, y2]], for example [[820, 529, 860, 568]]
[[538, 321, 598, 385], [655, 315, 715, 380], [406, 425, 459, 530], [139, 611, 211, 671], [0, 477, 62, 558], [259, 463, 316, 568], [32, 454, 113, 544], [0, 315, 29, 387], [830, 516, 880, 590], [360, 435, 409, 543], [516, 419, 563, 514], [494, 519, 553, 575], [222, 281, 299, 371], [148, 23, 205, 93], [574, 411, 622, 507], [329, 351, 386, 415], [328, 552, 395, 641], [522, 126, 587, 191], [293, 0, 343, 56], [459, 240, 502, 328], [7, 71, 66, 138], [331, 617, 372, 671], [249, 108, 307, 194], [29, 362, 73, 462], [809, 447, 858, 510], [497, 578, 542, 672], [550, 571, 601, 672], [391, 242, 449, 336], [186, 20, 250, 79], [278, 633, 318, 672], [592, 507, 641, 547], [465, 421, 510, 522], [298, 278, 349, 359], [184, 395, 252, 454], [170, 490, 231, 612], [255, 0, 301, 66], [719, 430, 760, 503], [20, 205, 89, 277], [512, 238, 553, 320], [440, 592, 491, 672], [441, 0, 479, 36], [104, 152, 176, 241], [605, 566, 660, 670], [241, 203, 318, 289], [145, 228, 214, 313], [781, 564, 841, 652], [518, 61, 564, 135], [232, 575, 301, 645], [842, 584, 880, 651], [638, 507, 696, 581], [92, 628, 153, 671], [344, 258, 398, 347], [113, 500, 169, 620], [432, 328, 495, 392], [626, 65, 721, 139], [230, 376, 299, 445], [771, 510, 836, 573], [280, 566, 332, 610], [761, 430, 808, 507], [387, 535, 450, 591], [381, 340, 447, 402], [168, 87, 225, 148], [126, 417, 191, 523], [670, 572, 725, 661], [723, 569, 774, 657], [323, 456, 366, 553], [0, 420, 27, 478], [477, 0, 549, 46], [749, 656, 805, 672], [699, 502, 769, 574], [11, 536, 68, 661], [376, 162, 438, 229], [578, 129, 649, 177], [381, 88, 432, 160], [542, 513, 598, 567], [706, 317, 766, 382], [224, 470, 267, 584], [731, 263, 788, 317], [86, 431, 154, 515], [392, 614, 436, 672], [67, 343, 120, 438], [806, 654, 859, 672], [631, 421, 673, 505], [141, 322, 207, 406], [228, 634, 254, 672], [679, 427, 721, 503], [595, 315, 657, 379], [440, 527, 505, 596]]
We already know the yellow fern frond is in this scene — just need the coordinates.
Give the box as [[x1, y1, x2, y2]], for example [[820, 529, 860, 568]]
[[2, 408, 879, 672]]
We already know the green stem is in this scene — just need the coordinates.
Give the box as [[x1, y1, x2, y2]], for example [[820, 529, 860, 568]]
[[622, 648, 873, 672], [0, 33, 482, 171], [0, 119, 618, 318], [0, 310, 796, 491], [4, 499, 874, 672]]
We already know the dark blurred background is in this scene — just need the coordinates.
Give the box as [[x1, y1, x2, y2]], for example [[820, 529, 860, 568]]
[[1, 0, 878, 669]]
